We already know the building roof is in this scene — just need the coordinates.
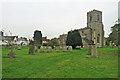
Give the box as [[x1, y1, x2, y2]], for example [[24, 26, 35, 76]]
[[82, 37, 94, 45], [4, 36, 18, 40], [42, 37, 50, 42]]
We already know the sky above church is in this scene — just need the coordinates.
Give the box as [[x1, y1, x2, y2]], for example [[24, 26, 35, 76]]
[[0, 0, 119, 39]]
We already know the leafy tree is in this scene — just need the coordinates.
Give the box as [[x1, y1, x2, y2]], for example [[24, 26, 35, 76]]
[[66, 30, 82, 49], [48, 38, 59, 48], [108, 23, 120, 46], [33, 30, 42, 44]]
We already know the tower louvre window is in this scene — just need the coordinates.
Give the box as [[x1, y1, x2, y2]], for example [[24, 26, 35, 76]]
[[90, 16, 92, 22], [98, 14, 99, 21]]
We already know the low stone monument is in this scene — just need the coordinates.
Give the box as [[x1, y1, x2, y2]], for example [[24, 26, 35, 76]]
[[17, 45, 21, 50], [88, 43, 97, 58], [34, 46, 38, 52], [56, 46, 59, 52], [63, 46, 67, 52], [40, 46, 44, 53], [29, 45, 35, 55], [47, 46, 52, 53], [68, 46, 72, 52]]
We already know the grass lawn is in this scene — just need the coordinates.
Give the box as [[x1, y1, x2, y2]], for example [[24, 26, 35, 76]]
[[2, 46, 118, 78]]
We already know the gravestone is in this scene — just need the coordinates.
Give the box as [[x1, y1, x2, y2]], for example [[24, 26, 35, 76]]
[[68, 46, 72, 52], [17, 45, 21, 50], [56, 46, 59, 52], [63, 46, 67, 52], [8, 46, 16, 58], [29, 45, 35, 55], [8, 51, 16, 58], [40, 46, 44, 53], [47, 46, 52, 53], [88, 43, 97, 58], [34, 46, 38, 52]]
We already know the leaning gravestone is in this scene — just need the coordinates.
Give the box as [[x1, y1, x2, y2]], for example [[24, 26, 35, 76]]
[[56, 46, 59, 52], [63, 46, 67, 52], [29, 45, 35, 55], [47, 46, 52, 53], [68, 46, 72, 52], [34, 46, 38, 52], [40, 46, 44, 53], [17, 45, 22, 50]]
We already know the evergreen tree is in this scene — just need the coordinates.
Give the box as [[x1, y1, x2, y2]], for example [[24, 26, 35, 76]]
[[66, 30, 82, 49]]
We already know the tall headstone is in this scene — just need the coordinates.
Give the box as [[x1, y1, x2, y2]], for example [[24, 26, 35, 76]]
[[47, 46, 52, 53], [88, 44, 97, 58], [40, 46, 44, 53]]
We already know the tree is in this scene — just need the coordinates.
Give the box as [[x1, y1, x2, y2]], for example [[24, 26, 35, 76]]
[[48, 38, 59, 48], [66, 30, 82, 49], [33, 30, 42, 44], [108, 23, 120, 46]]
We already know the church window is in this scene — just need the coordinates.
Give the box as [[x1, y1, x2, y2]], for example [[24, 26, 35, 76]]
[[97, 37, 99, 43]]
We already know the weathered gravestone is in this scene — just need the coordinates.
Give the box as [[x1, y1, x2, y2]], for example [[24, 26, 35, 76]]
[[29, 45, 35, 55], [63, 46, 67, 52], [56, 46, 60, 52], [88, 43, 97, 58], [8, 45, 16, 58], [40, 46, 44, 53], [17, 45, 22, 50], [68, 46, 72, 52], [47, 46, 52, 53], [34, 46, 38, 52]]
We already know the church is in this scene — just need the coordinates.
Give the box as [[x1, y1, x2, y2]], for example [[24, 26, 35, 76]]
[[79, 9, 105, 48], [58, 9, 105, 48]]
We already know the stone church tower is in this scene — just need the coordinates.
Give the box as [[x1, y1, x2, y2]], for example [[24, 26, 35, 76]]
[[87, 9, 104, 47], [78, 9, 105, 48]]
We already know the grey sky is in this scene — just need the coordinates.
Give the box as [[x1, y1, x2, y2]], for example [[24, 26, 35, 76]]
[[0, 0, 119, 39]]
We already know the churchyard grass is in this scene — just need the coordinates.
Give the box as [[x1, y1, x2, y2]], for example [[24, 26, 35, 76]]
[[2, 46, 118, 78]]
